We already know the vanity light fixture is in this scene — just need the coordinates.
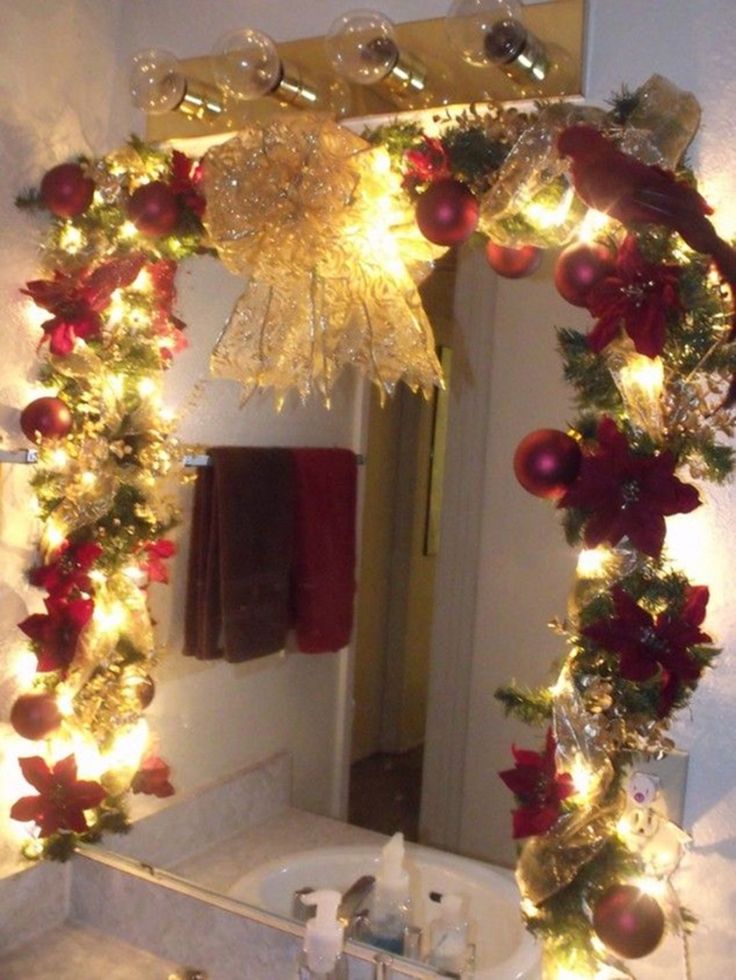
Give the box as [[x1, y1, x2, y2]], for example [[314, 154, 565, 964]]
[[129, 48, 224, 121], [325, 9, 427, 104], [445, 0, 564, 95], [211, 27, 322, 110]]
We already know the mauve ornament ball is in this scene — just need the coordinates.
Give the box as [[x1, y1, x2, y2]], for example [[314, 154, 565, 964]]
[[415, 178, 479, 246], [20, 396, 73, 443], [554, 241, 615, 307], [127, 181, 180, 237], [10, 693, 62, 741], [40, 163, 95, 218], [485, 241, 543, 279], [592, 884, 665, 960], [513, 428, 582, 499]]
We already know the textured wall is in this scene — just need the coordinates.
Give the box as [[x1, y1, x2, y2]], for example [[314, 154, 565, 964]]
[[0, 0, 127, 874]]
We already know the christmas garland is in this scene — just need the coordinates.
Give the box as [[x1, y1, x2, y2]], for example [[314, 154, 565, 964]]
[[10, 77, 736, 978], [11, 140, 207, 859]]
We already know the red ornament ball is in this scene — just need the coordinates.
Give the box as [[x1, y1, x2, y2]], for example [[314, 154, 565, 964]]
[[126, 181, 180, 237], [513, 428, 582, 499], [415, 178, 479, 246], [554, 241, 615, 307], [593, 884, 665, 960], [485, 242, 543, 279], [20, 396, 73, 443], [10, 693, 62, 741], [40, 163, 95, 218]]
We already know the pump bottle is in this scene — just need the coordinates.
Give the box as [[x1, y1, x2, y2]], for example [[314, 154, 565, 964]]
[[296, 889, 348, 980], [365, 832, 413, 955]]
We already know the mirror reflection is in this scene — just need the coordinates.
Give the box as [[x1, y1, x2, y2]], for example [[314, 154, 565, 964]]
[[97, 231, 578, 977]]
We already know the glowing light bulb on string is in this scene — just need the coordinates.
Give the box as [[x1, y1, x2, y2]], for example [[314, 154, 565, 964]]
[[609, 350, 665, 437], [525, 183, 576, 231], [576, 547, 614, 579], [569, 753, 599, 803], [41, 517, 67, 556], [58, 224, 85, 254], [119, 221, 139, 240]]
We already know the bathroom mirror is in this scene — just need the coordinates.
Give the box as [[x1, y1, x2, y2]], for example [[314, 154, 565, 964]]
[[62, 1, 585, 970], [92, 231, 581, 973]]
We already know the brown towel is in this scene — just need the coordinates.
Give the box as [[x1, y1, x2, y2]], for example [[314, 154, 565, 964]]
[[183, 447, 295, 661]]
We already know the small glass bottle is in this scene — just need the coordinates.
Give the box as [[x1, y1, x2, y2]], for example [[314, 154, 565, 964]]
[[427, 893, 472, 976]]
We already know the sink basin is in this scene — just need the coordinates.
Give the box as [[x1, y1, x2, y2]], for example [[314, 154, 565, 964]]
[[229, 842, 540, 979]]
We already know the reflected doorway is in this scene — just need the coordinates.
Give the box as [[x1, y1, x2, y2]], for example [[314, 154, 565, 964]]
[[348, 254, 457, 842]]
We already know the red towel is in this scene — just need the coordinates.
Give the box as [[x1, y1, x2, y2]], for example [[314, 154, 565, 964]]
[[183, 448, 295, 661], [290, 448, 358, 653]]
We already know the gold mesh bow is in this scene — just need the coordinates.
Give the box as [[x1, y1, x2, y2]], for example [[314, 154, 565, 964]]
[[203, 114, 444, 404]]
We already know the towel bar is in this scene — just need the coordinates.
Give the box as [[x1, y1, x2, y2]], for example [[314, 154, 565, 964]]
[[0, 448, 365, 467]]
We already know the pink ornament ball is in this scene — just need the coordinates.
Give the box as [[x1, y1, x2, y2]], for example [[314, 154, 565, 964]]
[[20, 397, 73, 443], [513, 428, 582, 499], [126, 181, 180, 237], [415, 178, 479, 246], [485, 241, 543, 278], [554, 241, 615, 307], [40, 163, 95, 219], [593, 884, 665, 960], [10, 693, 62, 741]]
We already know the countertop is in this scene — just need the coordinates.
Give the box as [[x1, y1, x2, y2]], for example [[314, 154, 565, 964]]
[[0, 922, 180, 979]]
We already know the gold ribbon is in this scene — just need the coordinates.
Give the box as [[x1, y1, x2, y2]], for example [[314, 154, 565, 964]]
[[203, 113, 443, 404]]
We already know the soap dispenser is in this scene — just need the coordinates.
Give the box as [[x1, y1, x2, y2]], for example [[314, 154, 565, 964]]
[[365, 832, 413, 955], [296, 888, 348, 980], [427, 893, 472, 977]]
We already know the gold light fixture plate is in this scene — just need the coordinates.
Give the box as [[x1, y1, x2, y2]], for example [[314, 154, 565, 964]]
[[145, 0, 585, 141]]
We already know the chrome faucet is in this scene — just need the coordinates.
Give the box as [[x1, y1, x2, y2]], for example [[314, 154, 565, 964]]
[[292, 874, 376, 934], [338, 874, 375, 934]]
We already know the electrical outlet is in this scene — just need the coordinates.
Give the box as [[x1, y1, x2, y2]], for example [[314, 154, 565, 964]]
[[630, 750, 689, 825]]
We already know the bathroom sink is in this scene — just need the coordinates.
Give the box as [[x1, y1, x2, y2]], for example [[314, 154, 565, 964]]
[[229, 842, 540, 979]]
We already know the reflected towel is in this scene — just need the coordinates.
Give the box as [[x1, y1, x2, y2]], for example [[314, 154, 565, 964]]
[[291, 448, 358, 653], [183, 447, 295, 661]]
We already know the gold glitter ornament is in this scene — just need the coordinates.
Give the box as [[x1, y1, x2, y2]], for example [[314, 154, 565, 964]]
[[203, 113, 444, 403]]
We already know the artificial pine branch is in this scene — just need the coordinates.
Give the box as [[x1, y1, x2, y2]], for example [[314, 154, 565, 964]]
[[15, 188, 44, 210], [495, 683, 553, 724]]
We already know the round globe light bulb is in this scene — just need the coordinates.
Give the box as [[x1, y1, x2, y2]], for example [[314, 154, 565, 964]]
[[211, 28, 282, 101], [129, 48, 186, 114], [445, 0, 525, 68], [325, 9, 399, 85]]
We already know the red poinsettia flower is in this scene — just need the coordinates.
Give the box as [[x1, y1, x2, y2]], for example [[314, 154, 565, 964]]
[[169, 150, 206, 218], [131, 753, 175, 798], [582, 585, 710, 716], [23, 254, 146, 356], [558, 417, 700, 558], [19, 594, 94, 673], [403, 137, 452, 190], [29, 540, 102, 599], [499, 728, 574, 839], [147, 259, 177, 309], [10, 754, 106, 837], [585, 235, 681, 358], [139, 539, 176, 584]]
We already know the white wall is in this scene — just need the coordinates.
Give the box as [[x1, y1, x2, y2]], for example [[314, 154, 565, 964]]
[[0, 0, 128, 873], [147, 255, 361, 815]]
